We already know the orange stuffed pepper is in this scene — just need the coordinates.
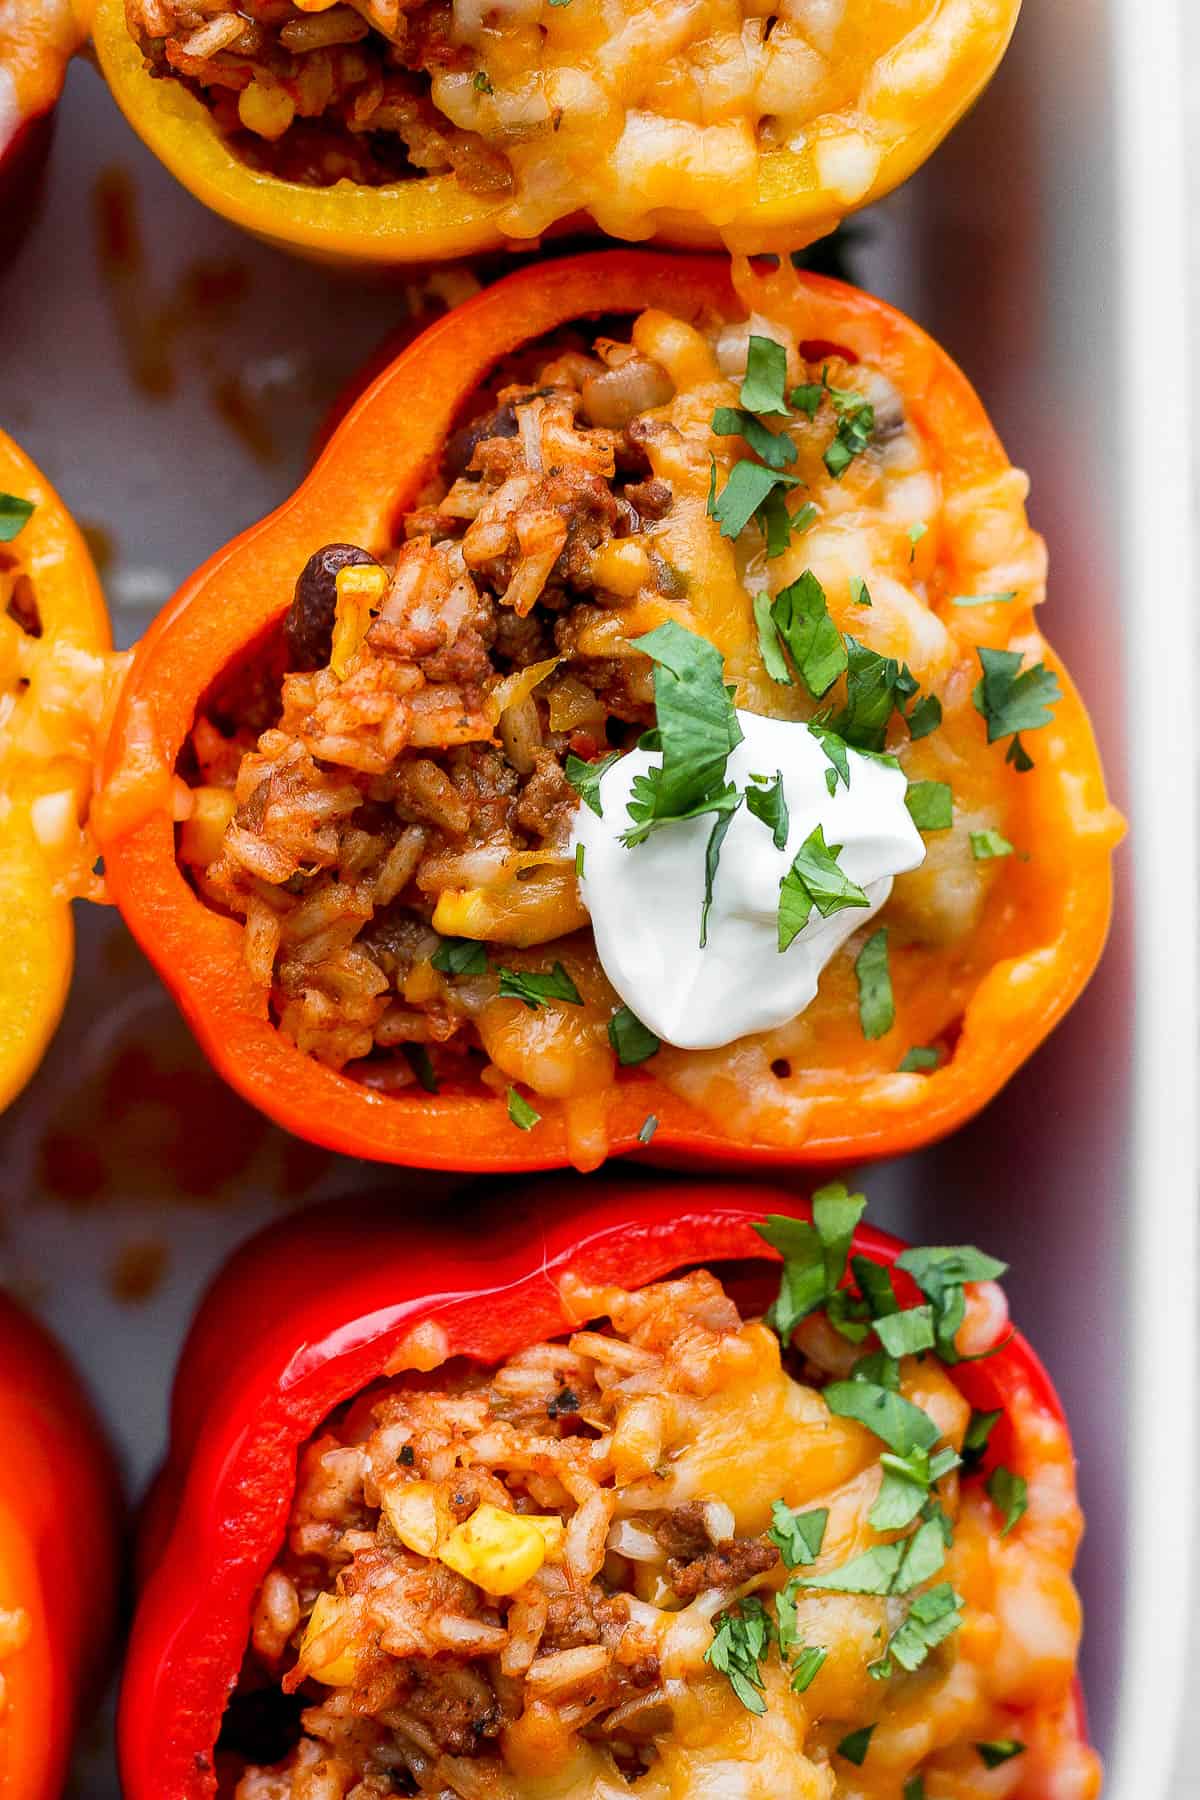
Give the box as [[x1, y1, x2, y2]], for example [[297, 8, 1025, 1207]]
[[97, 251, 1121, 1172], [0, 0, 89, 250], [0, 1293, 121, 1799], [94, 0, 1021, 262], [0, 431, 125, 1111]]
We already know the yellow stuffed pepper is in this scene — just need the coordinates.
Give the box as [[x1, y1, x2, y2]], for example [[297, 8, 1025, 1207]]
[[0, 431, 124, 1108], [94, 0, 1021, 263]]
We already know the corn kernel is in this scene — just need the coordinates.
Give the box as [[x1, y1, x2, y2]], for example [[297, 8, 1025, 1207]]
[[330, 564, 389, 679], [237, 79, 297, 142], [178, 785, 236, 867], [382, 1481, 443, 1559], [528, 1514, 566, 1562], [299, 1592, 360, 1687], [403, 958, 443, 1005], [438, 1504, 552, 1596]]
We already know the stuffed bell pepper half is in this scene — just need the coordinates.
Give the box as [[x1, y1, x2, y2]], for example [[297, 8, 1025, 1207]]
[[0, 0, 89, 251], [97, 251, 1121, 1172], [0, 1293, 121, 1799], [94, 0, 1021, 262], [118, 1178, 1100, 1799], [0, 431, 125, 1111]]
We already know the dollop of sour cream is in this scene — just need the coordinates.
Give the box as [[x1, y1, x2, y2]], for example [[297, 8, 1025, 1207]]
[[571, 711, 926, 1051]]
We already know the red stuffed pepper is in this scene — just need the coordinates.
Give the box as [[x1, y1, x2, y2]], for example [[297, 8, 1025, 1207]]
[[0, 1293, 121, 1800], [120, 1180, 1099, 1799]]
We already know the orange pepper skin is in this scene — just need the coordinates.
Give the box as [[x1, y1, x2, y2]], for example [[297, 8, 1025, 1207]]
[[96, 251, 1119, 1174], [91, 0, 1020, 265], [0, 1294, 121, 1800], [0, 1, 90, 259], [117, 1181, 1095, 1799], [0, 430, 113, 1114]]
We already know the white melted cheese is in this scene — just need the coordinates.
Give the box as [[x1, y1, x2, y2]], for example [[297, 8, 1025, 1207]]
[[571, 710, 924, 1051]]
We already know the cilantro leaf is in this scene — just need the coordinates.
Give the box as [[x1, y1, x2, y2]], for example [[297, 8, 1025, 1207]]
[[622, 622, 742, 845], [473, 68, 493, 91], [855, 926, 894, 1039], [976, 1740, 1025, 1769], [899, 1046, 940, 1072], [905, 781, 953, 831], [709, 459, 801, 540], [402, 1044, 439, 1093], [740, 335, 791, 415], [823, 1379, 941, 1457], [768, 1502, 828, 1568], [907, 521, 928, 557], [822, 635, 917, 752], [836, 1725, 876, 1766], [953, 590, 1016, 607], [970, 827, 1013, 860], [972, 647, 1060, 769], [825, 390, 875, 480], [852, 1255, 900, 1320], [986, 1466, 1028, 1536], [745, 771, 789, 849], [869, 1582, 963, 1679], [874, 1305, 936, 1359], [507, 1088, 540, 1130], [778, 825, 869, 949], [755, 1182, 866, 1338], [789, 1644, 828, 1693], [608, 1006, 659, 1066], [808, 722, 850, 794], [904, 1778, 927, 1800], [574, 842, 585, 876], [758, 485, 803, 558], [894, 1244, 1007, 1362], [802, 1516, 946, 1598], [770, 571, 848, 699], [711, 406, 796, 471], [498, 963, 583, 1009], [0, 493, 35, 542], [753, 591, 792, 684], [906, 693, 943, 739], [431, 936, 489, 976], [790, 378, 825, 417], [870, 1445, 960, 1532], [705, 1598, 772, 1714], [962, 1408, 1001, 1465], [565, 749, 620, 818], [850, 575, 872, 607], [700, 796, 741, 946]]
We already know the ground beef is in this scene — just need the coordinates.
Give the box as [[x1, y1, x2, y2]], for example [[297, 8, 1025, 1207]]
[[669, 1537, 779, 1600]]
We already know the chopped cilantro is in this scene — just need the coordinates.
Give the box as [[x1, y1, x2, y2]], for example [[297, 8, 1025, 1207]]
[[894, 1244, 1008, 1363], [962, 1408, 1002, 1465], [778, 825, 869, 949], [0, 493, 35, 541], [498, 963, 583, 1009], [823, 1379, 940, 1458], [900, 1046, 940, 1072], [768, 1501, 828, 1568], [753, 591, 792, 684], [637, 1113, 658, 1145], [790, 378, 825, 417], [986, 1466, 1028, 1535], [506, 1087, 540, 1130], [906, 693, 943, 739], [869, 1582, 963, 1679], [622, 621, 742, 846], [970, 827, 1014, 859], [745, 770, 789, 849], [808, 722, 850, 794], [822, 635, 917, 752], [850, 575, 872, 606], [473, 68, 493, 92], [905, 781, 953, 831], [711, 406, 796, 470], [740, 335, 791, 415], [972, 647, 1060, 771], [431, 936, 488, 976], [789, 499, 819, 535], [907, 521, 928, 558], [565, 749, 620, 818], [708, 458, 801, 540], [770, 571, 848, 699], [874, 1305, 937, 1359], [701, 798, 741, 946], [825, 389, 875, 480], [953, 590, 1016, 607], [870, 1444, 960, 1532], [976, 1740, 1025, 1769], [801, 1516, 946, 1598], [855, 926, 894, 1039], [608, 1006, 660, 1066], [755, 1181, 866, 1339], [704, 1598, 772, 1713], [788, 1644, 828, 1693], [904, 1777, 927, 1800], [836, 1725, 876, 1766], [574, 841, 585, 876], [402, 1045, 439, 1094]]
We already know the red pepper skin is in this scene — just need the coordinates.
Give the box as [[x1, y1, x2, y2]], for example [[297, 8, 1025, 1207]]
[[119, 1179, 1092, 1798], [0, 1295, 121, 1800]]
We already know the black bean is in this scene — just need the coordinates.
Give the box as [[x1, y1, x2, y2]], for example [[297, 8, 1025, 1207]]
[[284, 542, 378, 670], [442, 400, 520, 479]]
